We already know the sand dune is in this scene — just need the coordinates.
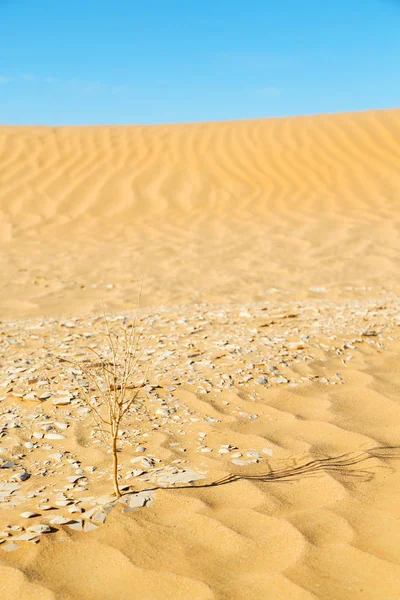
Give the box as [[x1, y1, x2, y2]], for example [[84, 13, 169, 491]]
[[0, 108, 399, 317], [1, 109, 400, 599]]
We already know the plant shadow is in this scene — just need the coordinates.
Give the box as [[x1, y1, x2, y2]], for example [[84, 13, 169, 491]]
[[123, 446, 400, 498]]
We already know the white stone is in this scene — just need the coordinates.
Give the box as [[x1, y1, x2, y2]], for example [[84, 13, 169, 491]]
[[262, 448, 273, 456], [44, 433, 66, 440], [26, 524, 51, 534], [53, 396, 71, 406]]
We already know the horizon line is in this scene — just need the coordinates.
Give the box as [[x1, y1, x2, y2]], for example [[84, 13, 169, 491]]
[[0, 106, 398, 129]]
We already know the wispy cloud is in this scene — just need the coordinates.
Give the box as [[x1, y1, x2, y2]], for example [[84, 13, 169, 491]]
[[0, 75, 11, 83]]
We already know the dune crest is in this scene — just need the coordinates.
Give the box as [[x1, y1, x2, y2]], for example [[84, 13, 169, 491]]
[[1, 109, 400, 228], [0, 109, 399, 318]]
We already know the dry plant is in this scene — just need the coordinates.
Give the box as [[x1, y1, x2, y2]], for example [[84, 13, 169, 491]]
[[63, 306, 153, 497]]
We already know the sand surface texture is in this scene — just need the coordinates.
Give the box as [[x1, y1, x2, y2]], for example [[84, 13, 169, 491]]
[[0, 109, 400, 599]]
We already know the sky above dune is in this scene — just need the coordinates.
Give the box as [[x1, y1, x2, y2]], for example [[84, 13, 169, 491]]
[[0, 0, 399, 124]]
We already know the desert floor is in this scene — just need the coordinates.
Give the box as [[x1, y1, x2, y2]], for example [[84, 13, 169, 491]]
[[0, 108, 400, 599]]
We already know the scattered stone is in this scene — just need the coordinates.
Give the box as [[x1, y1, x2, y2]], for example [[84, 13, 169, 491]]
[[14, 532, 41, 543], [53, 396, 71, 406], [84, 521, 99, 532], [68, 520, 84, 531], [49, 516, 73, 526], [91, 510, 108, 524], [44, 433, 66, 440], [262, 448, 273, 456], [26, 524, 51, 534], [2, 542, 19, 552], [156, 408, 169, 416], [12, 471, 30, 482], [120, 490, 155, 510], [272, 376, 288, 384]]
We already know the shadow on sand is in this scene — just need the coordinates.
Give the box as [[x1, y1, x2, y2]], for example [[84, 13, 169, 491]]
[[125, 446, 400, 497]]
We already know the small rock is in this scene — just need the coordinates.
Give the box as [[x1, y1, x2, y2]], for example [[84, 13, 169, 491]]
[[91, 510, 107, 524], [26, 524, 51, 534], [272, 376, 288, 384], [68, 520, 84, 531], [84, 521, 99, 532], [44, 433, 66, 440], [156, 408, 169, 417], [53, 397, 71, 406], [49, 516, 73, 525], [13, 471, 30, 482], [2, 542, 19, 552]]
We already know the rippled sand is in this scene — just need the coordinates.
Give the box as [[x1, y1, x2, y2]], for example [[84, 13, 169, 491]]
[[0, 109, 399, 599]]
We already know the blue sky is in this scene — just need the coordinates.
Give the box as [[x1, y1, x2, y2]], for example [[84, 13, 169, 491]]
[[0, 0, 399, 124]]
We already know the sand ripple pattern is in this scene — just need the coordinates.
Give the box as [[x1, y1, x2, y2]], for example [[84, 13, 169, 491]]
[[0, 109, 399, 316]]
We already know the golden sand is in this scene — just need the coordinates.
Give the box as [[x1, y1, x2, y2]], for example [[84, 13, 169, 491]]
[[0, 109, 399, 599]]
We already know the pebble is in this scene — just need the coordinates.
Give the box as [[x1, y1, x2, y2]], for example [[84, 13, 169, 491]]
[[26, 524, 51, 534], [68, 520, 83, 531], [2, 542, 19, 552], [272, 376, 288, 384], [255, 376, 268, 385], [262, 448, 273, 456], [13, 471, 30, 482], [44, 433, 66, 440], [91, 510, 108, 524], [156, 408, 169, 416], [53, 397, 71, 406], [84, 521, 99, 532], [131, 457, 154, 468], [68, 505, 83, 514], [14, 532, 41, 543], [49, 516, 73, 525]]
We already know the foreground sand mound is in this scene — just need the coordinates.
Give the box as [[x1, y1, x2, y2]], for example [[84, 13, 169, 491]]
[[0, 299, 400, 599]]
